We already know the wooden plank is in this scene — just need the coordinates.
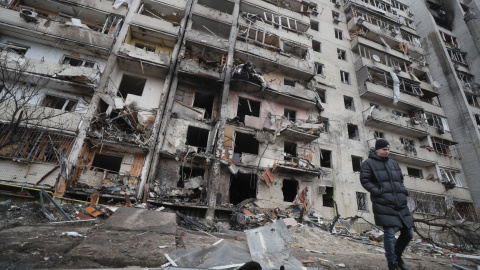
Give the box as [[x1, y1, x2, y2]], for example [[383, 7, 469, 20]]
[[129, 153, 145, 177]]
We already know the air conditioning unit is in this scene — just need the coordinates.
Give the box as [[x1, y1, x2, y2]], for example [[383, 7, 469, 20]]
[[394, 66, 402, 73], [391, 28, 398, 36], [318, 185, 327, 195], [312, 8, 319, 16], [19, 7, 38, 23], [335, 1, 341, 8], [408, 11, 414, 17], [333, 16, 340, 24]]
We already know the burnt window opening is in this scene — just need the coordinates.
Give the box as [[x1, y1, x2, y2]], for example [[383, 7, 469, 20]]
[[234, 132, 259, 158], [284, 108, 296, 121], [229, 173, 257, 205], [91, 154, 123, 173], [316, 88, 326, 103], [454, 201, 478, 222], [62, 56, 96, 68], [118, 74, 147, 98], [335, 29, 343, 40], [344, 96, 355, 111], [315, 62, 325, 76], [407, 167, 423, 178], [337, 48, 346, 60], [178, 167, 205, 188], [312, 40, 321, 52], [193, 92, 215, 119], [186, 126, 209, 152], [42, 95, 78, 111], [347, 124, 359, 140], [352, 155, 363, 172], [466, 93, 480, 108], [311, 20, 319, 31], [284, 78, 296, 86], [374, 130, 385, 139], [323, 186, 334, 207], [135, 42, 156, 52], [356, 192, 367, 210], [320, 149, 332, 168], [284, 141, 297, 158], [237, 97, 261, 121], [474, 114, 480, 127], [1, 42, 29, 55], [282, 179, 298, 202]]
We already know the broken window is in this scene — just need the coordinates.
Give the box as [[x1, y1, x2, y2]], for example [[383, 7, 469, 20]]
[[356, 192, 367, 210], [335, 29, 343, 40], [337, 49, 346, 60], [352, 155, 363, 172], [284, 141, 297, 158], [0, 41, 29, 55], [237, 97, 261, 121], [407, 191, 446, 215], [284, 78, 296, 87], [466, 93, 480, 108], [320, 149, 332, 168], [229, 173, 257, 205], [344, 96, 355, 111], [118, 74, 147, 98], [316, 88, 326, 103], [407, 167, 423, 178], [233, 132, 259, 159], [374, 130, 385, 139], [284, 108, 296, 121], [315, 62, 325, 77], [474, 114, 480, 130], [431, 137, 457, 157], [447, 48, 467, 65], [440, 31, 459, 49], [347, 124, 359, 140], [282, 179, 298, 202], [178, 167, 205, 188], [91, 154, 123, 173], [323, 186, 334, 207], [62, 55, 96, 68], [186, 126, 209, 152], [424, 112, 449, 131], [322, 117, 330, 132], [340, 70, 350, 84], [332, 11, 341, 23], [312, 40, 322, 53], [311, 20, 319, 31], [42, 95, 78, 111], [440, 168, 462, 187], [421, 90, 441, 107], [454, 201, 477, 222], [193, 92, 215, 119]]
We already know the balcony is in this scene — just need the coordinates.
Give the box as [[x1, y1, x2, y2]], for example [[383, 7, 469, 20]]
[[193, 4, 234, 25], [247, 0, 314, 20], [234, 41, 314, 81], [351, 35, 411, 62], [368, 139, 437, 167], [352, 50, 411, 79], [178, 41, 227, 80], [364, 108, 428, 138], [131, 13, 182, 37], [0, 6, 117, 56]]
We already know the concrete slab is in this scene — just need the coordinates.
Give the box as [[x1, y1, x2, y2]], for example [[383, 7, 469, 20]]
[[104, 207, 177, 234]]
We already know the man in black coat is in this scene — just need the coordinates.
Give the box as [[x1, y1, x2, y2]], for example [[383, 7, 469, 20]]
[[360, 139, 414, 270]]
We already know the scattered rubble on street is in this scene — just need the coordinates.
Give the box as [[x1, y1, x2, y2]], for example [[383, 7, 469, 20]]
[[1, 198, 480, 270]]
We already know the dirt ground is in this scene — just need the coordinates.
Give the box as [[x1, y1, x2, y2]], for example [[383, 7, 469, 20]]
[[0, 200, 479, 270]]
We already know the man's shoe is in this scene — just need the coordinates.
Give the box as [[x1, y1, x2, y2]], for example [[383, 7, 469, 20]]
[[388, 263, 399, 270], [396, 255, 409, 270]]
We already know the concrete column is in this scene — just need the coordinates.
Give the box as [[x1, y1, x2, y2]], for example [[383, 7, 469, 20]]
[[464, 11, 480, 55], [67, 0, 141, 176], [138, 0, 195, 200], [205, 0, 240, 220]]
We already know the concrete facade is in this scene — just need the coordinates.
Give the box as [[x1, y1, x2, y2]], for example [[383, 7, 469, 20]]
[[0, 0, 477, 226]]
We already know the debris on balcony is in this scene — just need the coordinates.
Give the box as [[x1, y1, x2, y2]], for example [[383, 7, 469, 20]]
[[232, 61, 268, 90]]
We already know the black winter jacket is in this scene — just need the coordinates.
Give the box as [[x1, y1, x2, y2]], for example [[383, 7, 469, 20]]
[[360, 150, 413, 228]]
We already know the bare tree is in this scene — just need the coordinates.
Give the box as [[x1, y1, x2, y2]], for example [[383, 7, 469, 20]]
[[0, 50, 68, 152]]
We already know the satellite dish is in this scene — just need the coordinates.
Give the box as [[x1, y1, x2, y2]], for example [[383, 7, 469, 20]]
[[372, 55, 381, 63], [433, 81, 441, 88]]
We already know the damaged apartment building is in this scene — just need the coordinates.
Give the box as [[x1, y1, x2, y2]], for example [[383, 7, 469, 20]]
[[0, 0, 477, 228]]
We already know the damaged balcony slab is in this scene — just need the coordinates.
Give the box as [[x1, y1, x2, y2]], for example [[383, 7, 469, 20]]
[[365, 114, 428, 139], [241, 0, 309, 25], [272, 164, 321, 175], [278, 127, 320, 143], [117, 56, 169, 77], [358, 81, 423, 112], [388, 151, 437, 167], [178, 59, 225, 81], [131, 14, 181, 37], [192, 5, 234, 25], [234, 42, 314, 81], [0, 8, 115, 56], [230, 80, 316, 110], [119, 43, 171, 67]]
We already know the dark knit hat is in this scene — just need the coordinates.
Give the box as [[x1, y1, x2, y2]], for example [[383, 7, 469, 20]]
[[375, 139, 390, 150]]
